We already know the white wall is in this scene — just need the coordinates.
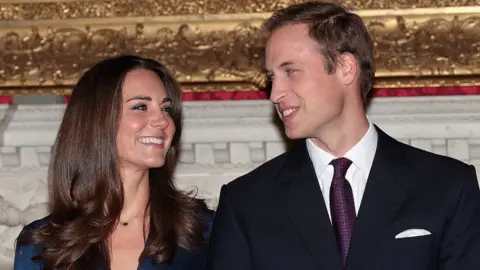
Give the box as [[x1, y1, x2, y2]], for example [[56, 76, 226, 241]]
[[1, 96, 480, 267]]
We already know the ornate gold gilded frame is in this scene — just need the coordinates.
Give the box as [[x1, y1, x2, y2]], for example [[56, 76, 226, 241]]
[[1, 0, 479, 95]]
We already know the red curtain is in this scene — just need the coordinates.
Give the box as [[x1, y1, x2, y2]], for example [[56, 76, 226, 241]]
[[65, 86, 480, 103], [183, 86, 480, 100], [372, 86, 480, 97], [1, 86, 480, 104], [0, 97, 13, 104]]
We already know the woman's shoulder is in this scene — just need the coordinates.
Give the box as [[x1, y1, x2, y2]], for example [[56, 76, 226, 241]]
[[14, 216, 50, 270], [21, 216, 50, 234], [16, 215, 50, 248], [168, 203, 214, 269], [197, 201, 215, 237]]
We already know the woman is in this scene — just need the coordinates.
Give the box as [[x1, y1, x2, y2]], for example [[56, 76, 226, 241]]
[[14, 55, 213, 269]]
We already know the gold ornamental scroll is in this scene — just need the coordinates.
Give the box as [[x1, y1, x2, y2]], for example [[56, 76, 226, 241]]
[[0, 0, 479, 95]]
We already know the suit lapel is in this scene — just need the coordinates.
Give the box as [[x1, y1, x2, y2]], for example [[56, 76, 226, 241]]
[[345, 127, 413, 270], [278, 141, 343, 270]]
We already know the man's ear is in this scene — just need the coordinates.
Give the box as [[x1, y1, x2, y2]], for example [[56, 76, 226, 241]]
[[337, 53, 358, 86]]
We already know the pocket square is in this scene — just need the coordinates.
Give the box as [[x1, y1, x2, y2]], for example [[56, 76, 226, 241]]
[[395, 228, 431, 239]]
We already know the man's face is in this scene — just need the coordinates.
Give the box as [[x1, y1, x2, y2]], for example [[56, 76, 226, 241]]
[[265, 23, 346, 140]]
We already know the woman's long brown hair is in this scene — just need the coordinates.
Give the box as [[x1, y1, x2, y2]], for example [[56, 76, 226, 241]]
[[16, 55, 206, 269]]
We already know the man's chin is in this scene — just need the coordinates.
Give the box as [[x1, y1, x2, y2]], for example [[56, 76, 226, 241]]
[[284, 128, 304, 140]]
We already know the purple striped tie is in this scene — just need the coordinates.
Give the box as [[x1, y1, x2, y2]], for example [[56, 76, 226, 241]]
[[330, 158, 356, 266]]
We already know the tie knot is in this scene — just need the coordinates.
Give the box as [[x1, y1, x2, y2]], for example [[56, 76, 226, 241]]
[[330, 157, 352, 178]]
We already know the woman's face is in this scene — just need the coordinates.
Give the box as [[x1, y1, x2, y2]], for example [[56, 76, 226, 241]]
[[116, 69, 176, 171]]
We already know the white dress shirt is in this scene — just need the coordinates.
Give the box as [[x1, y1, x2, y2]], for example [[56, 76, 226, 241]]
[[306, 118, 378, 221]]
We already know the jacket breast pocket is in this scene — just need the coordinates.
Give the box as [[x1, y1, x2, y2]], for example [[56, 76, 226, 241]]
[[380, 234, 436, 270], [390, 233, 434, 249]]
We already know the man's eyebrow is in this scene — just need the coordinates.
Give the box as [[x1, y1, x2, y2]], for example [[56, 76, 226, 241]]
[[264, 60, 296, 72], [279, 60, 295, 68]]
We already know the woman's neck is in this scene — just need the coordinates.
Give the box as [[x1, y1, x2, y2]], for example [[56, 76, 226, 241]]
[[119, 168, 150, 223]]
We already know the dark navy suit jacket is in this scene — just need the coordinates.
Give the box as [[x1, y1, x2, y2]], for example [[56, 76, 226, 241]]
[[14, 209, 214, 270], [206, 127, 480, 270]]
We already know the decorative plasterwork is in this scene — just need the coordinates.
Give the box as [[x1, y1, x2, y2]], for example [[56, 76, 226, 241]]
[[0, 1, 479, 95], [1, 96, 480, 268], [3, 96, 480, 146]]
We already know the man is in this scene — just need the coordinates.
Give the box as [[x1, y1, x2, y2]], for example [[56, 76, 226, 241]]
[[206, 2, 480, 270]]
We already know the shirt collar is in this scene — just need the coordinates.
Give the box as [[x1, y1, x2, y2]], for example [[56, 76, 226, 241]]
[[306, 117, 378, 178], [344, 117, 378, 179]]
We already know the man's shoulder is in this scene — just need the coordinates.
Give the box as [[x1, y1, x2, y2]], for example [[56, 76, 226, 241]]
[[401, 141, 472, 172], [228, 149, 290, 188], [395, 139, 476, 195], [214, 149, 293, 212]]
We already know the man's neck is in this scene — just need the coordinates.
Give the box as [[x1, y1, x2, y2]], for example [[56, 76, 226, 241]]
[[310, 115, 369, 157]]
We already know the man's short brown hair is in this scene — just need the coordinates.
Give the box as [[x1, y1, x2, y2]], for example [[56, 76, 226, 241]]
[[264, 1, 375, 103]]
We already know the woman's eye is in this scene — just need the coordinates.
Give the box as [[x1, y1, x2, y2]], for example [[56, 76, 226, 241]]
[[162, 107, 173, 115], [132, 104, 147, 111]]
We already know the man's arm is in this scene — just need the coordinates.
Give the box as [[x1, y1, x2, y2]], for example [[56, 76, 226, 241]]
[[206, 184, 253, 270], [440, 165, 480, 270]]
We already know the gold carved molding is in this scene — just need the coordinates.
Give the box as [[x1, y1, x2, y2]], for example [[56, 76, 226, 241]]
[[1, 1, 479, 95], [2, 0, 479, 20]]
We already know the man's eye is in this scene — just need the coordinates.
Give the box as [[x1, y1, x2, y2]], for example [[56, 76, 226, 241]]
[[286, 69, 296, 74]]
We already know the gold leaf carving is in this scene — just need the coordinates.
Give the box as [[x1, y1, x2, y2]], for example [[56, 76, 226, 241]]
[[368, 15, 480, 77], [1, 3, 480, 94], [205, 0, 479, 14], [1, 0, 478, 20], [0, 0, 204, 20], [0, 22, 266, 88]]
